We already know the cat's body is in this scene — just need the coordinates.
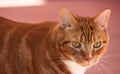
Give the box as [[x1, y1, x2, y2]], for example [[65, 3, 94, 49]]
[[0, 8, 111, 74], [0, 17, 60, 74]]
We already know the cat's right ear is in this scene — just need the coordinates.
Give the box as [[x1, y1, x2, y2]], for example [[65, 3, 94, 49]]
[[59, 8, 76, 30], [94, 9, 111, 29]]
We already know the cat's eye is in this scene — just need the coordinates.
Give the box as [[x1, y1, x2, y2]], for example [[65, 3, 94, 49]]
[[71, 41, 81, 48], [93, 41, 102, 48]]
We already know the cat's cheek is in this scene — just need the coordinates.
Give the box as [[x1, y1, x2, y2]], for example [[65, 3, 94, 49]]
[[92, 59, 99, 64], [94, 46, 107, 56], [86, 59, 99, 68]]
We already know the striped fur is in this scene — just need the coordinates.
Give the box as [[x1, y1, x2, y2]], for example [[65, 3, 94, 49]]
[[0, 8, 110, 74]]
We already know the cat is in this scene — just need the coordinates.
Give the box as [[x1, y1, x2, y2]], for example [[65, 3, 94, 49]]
[[0, 8, 111, 74]]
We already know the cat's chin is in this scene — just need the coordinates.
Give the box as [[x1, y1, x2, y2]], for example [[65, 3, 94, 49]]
[[63, 60, 87, 74], [63, 60, 99, 74], [77, 62, 92, 67], [77, 59, 99, 67]]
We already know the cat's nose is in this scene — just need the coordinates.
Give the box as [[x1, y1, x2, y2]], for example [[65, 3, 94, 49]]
[[85, 57, 92, 62]]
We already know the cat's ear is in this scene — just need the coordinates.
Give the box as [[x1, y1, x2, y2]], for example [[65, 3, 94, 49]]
[[94, 9, 111, 28], [59, 8, 76, 29]]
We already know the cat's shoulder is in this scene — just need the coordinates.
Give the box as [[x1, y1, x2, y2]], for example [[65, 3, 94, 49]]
[[0, 16, 58, 26], [0, 16, 26, 26], [36, 21, 58, 27], [0, 16, 16, 23]]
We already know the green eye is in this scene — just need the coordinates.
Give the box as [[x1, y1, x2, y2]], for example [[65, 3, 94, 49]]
[[93, 41, 102, 48], [71, 41, 81, 48]]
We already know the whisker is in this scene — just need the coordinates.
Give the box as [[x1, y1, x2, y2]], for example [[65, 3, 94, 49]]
[[101, 56, 112, 60], [100, 56, 113, 62], [99, 59, 115, 72], [103, 54, 120, 58], [99, 60, 112, 65], [98, 63, 112, 74], [95, 64, 103, 74]]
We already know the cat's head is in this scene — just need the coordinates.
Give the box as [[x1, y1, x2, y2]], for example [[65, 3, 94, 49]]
[[55, 8, 111, 67]]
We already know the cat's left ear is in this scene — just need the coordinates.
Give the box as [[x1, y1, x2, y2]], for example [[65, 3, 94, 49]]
[[94, 9, 111, 28], [59, 8, 76, 30]]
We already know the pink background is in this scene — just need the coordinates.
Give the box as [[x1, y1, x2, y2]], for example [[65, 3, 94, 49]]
[[0, 0, 120, 74]]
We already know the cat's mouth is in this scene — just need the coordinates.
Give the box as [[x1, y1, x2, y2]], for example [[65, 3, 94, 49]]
[[77, 59, 99, 67]]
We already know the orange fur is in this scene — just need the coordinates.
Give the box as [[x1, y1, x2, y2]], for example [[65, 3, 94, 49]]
[[0, 8, 111, 74]]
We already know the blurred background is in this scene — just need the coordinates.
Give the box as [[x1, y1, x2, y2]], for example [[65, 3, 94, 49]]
[[0, 0, 120, 74]]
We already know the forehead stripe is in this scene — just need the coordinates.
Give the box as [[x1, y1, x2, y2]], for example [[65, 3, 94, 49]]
[[81, 24, 92, 42]]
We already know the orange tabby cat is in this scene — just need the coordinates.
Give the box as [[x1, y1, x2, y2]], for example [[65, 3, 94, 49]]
[[0, 8, 111, 74]]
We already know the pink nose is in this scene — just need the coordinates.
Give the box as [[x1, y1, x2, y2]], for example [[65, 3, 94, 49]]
[[85, 57, 92, 62]]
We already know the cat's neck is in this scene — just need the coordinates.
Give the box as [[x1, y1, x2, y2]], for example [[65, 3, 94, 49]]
[[63, 60, 87, 74]]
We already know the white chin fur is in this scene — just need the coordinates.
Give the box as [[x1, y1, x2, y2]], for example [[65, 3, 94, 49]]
[[63, 60, 87, 74]]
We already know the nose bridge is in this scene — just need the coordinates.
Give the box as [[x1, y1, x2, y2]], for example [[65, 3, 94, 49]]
[[83, 42, 92, 51], [85, 50, 92, 58], [82, 42, 92, 57]]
